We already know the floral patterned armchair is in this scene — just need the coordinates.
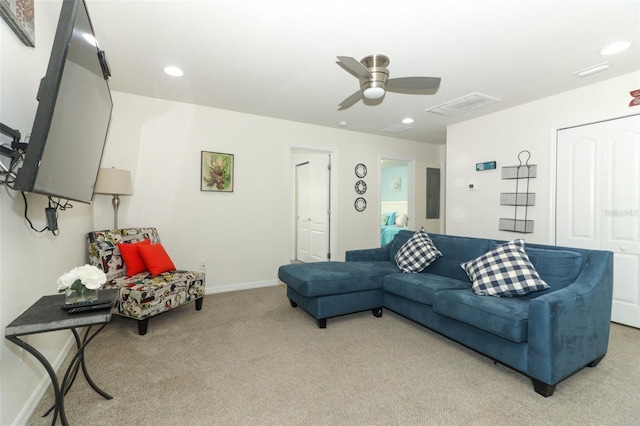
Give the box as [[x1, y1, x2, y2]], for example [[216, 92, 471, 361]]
[[87, 227, 205, 335]]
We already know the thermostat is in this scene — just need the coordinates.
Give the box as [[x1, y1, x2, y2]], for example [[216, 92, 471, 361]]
[[476, 161, 496, 171]]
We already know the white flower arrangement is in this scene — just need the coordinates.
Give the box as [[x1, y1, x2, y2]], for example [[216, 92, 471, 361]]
[[57, 264, 107, 294]]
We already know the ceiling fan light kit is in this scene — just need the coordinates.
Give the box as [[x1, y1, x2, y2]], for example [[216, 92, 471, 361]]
[[363, 87, 386, 99], [360, 54, 390, 99], [337, 54, 441, 110]]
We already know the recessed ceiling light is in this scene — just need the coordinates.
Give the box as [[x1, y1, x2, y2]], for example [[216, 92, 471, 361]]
[[338, 121, 348, 127], [402, 118, 414, 124], [164, 66, 184, 77], [600, 41, 631, 55]]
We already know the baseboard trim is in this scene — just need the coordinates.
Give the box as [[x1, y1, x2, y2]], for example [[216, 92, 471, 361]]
[[205, 279, 280, 295]]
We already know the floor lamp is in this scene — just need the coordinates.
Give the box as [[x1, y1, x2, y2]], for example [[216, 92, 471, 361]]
[[94, 167, 132, 229]]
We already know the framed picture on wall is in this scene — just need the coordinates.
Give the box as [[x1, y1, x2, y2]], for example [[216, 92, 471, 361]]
[[1, 0, 35, 47], [391, 177, 401, 191], [201, 151, 234, 192]]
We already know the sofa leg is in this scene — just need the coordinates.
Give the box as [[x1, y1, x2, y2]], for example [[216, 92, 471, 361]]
[[137, 318, 149, 336], [289, 298, 298, 308], [195, 297, 203, 311], [372, 307, 383, 318], [531, 378, 556, 397], [587, 354, 605, 367], [316, 318, 327, 329]]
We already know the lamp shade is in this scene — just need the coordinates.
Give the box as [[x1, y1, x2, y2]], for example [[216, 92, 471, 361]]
[[94, 168, 132, 195]]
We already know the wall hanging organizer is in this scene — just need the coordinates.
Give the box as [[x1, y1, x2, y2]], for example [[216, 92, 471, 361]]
[[499, 150, 536, 233]]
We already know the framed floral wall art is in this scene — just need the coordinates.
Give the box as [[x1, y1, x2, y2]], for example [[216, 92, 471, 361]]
[[1, 0, 35, 46], [201, 151, 234, 192]]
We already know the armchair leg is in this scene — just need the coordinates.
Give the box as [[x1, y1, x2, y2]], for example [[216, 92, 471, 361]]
[[195, 297, 203, 311], [137, 318, 149, 336]]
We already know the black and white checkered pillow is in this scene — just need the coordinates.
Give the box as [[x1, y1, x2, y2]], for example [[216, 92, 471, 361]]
[[395, 228, 442, 273], [460, 239, 549, 297]]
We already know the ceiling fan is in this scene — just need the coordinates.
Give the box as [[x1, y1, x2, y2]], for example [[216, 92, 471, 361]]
[[336, 54, 441, 110]]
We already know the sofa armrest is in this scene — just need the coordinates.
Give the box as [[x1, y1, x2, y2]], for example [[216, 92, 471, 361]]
[[527, 250, 613, 385], [345, 245, 391, 262]]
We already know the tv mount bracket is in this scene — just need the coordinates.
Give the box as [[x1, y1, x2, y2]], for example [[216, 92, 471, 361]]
[[0, 123, 26, 159]]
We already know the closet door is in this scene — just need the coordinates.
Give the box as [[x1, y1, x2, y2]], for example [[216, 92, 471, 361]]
[[602, 116, 640, 327], [556, 114, 640, 328]]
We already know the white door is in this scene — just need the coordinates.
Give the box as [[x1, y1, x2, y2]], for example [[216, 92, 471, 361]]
[[296, 163, 311, 262], [295, 154, 330, 263], [556, 114, 640, 328]]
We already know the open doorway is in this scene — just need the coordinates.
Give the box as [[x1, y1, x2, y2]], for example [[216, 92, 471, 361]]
[[380, 158, 411, 245], [291, 148, 332, 263]]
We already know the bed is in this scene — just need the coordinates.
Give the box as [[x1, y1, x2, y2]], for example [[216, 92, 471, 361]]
[[381, 225, 406, 245], [381, 201, 409, 245]]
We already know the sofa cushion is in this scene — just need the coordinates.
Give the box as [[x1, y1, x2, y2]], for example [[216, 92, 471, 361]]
[[388, 230, 415, 259], [394, 228, 442, 273], [525, 247, 584, 291], [461, 239, 549, 297], [104, 270, 205, 320], [383, 273, 470, 306], [433, 289, 533, 343], [278, 261, 398, 297], [427, 235, 492, 281]]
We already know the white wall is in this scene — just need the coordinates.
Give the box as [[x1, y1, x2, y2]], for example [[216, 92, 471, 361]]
[[446, 71, 640, 243], [100, 92, 444, 292], [0, 2, 96, 424], [0, 5, 442, 415]]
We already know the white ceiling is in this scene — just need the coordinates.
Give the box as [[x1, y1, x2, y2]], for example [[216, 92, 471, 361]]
[[85, 0, 640, 145]]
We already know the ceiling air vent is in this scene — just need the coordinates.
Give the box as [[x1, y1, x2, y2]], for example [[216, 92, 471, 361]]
[[383, 124, 413, 133], [426, 92, 502, 116]]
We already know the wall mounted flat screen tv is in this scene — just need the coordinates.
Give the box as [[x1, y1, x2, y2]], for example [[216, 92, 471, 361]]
[[13, 0, 112, 204]]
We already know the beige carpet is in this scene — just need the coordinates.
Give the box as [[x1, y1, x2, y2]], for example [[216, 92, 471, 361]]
[[28, 285, 640, 425]]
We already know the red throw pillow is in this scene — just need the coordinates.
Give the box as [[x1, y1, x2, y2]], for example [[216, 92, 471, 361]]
[[118, 239, 151, 277], [137, 243, 176, 276]]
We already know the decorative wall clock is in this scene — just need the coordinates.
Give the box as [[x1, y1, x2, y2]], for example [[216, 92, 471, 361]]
[[354, 197, 367, 212], [355, 163, 367, 178], [355, 180, 367, 194]]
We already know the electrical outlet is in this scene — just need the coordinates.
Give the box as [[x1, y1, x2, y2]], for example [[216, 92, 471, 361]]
[[199, 260, 206, 270]]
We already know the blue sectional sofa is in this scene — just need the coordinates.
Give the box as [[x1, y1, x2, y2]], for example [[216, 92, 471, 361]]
[[278, 231, 614, 397]]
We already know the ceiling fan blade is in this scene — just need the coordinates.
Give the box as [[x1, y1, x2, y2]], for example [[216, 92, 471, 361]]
[[337, 56, 372, 79], [338, 90, 362, 110], [387, 77, 441, 94]]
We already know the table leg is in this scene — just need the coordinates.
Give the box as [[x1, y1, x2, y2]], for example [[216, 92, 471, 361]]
[[72, 325, 113, 399], [42, 323, 113, 420], [6, 336, 67, 426]]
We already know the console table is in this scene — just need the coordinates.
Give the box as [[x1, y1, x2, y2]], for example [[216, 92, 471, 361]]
[[5, 289, 117, 426]]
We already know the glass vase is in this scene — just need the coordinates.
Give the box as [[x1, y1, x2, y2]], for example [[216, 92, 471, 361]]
[[65, 286, 99, 304]]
